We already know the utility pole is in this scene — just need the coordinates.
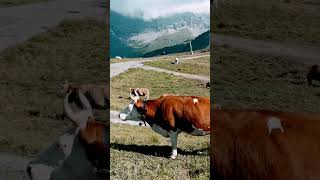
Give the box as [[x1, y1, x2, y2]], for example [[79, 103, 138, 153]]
[[189, 41, 193, 55]]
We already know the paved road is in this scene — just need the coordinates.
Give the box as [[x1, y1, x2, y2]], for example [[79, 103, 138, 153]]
[[213, 34, 320, 64], [0, 0, 106, 52]]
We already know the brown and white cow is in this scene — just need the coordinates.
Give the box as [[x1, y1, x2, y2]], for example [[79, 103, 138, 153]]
[[212, 109, 320, 180], [119, 94, 210, 159], [63, 89, 109, 174]]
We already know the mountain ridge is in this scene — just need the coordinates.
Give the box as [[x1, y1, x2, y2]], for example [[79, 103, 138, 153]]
[[110, 10, 209, 58]]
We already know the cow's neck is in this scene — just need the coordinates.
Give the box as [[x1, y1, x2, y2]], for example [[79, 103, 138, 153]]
[[142, 100, 157, 126]]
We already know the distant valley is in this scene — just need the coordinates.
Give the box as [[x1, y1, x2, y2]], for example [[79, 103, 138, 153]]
[[110, 10, 209, 58]]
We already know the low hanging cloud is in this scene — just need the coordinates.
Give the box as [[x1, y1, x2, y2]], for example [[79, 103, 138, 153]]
[[111, 0, 210, 20]]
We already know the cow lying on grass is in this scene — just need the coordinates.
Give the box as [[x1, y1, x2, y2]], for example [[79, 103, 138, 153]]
[[129, 87, 150, 101], [119, 94, 210, 159], [212, 109, 320, 180], [62, 81, 109, 111]]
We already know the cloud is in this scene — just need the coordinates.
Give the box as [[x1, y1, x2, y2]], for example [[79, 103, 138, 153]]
[[111, 0, 210, 20]]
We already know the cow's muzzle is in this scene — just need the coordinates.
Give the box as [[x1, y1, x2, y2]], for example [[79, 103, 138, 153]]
[[119, 113, 127, 121]]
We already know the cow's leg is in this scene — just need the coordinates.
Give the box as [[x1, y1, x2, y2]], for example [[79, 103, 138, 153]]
[[169, 130, 179, 159]]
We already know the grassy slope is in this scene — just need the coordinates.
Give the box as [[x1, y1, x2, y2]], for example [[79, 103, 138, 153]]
[[110, 68, 210, 111], [212, 45, 320, 113], [212, 0, 320, 45], [111, 124, 209, 180], [0, 0, 49, 7], [110, 58, 143, 64], [144, 56, 210, 76], [0, 19, 107, 156]]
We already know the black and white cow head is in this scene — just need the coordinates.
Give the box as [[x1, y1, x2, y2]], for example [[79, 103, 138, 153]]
[[118, 93, 143, 121]]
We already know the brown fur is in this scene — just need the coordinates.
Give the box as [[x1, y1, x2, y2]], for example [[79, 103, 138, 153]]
[[129, 88, 150, 100], [134, 96, 210, 132], [78, 117, 109, 171], [212, 109, 320, 180], [159, 94, 178, 98]]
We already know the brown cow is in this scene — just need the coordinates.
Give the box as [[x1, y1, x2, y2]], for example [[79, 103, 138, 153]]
[[63, 81, 109, 110], [129, 88, 150, 101], [119, 94, 210, 159], [64, 89, 109, 175], [212, 109, 320, 180]]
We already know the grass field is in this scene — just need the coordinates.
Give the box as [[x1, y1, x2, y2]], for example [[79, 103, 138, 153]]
[[0, 0, 48, 7], [110, 68, 210, 111], [212, 0, 320, 45], [110, 50, 210, 179], [110, 58, 143, 64], [110, 124, 209, 180], [212, 45, 320, 113], [144, 56, 210, 76], [0, 19, 107, 156]]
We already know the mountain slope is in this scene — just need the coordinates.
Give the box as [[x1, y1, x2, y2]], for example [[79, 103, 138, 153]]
[[143, 30, 210, 57], [110, 10, 209, 58]]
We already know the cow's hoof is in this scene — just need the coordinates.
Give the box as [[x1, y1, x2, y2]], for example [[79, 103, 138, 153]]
[[170, 155, 177, 159]]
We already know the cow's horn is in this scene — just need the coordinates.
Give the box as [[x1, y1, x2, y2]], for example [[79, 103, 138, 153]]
[[78, 91, 92, 110], [130, 92, 139, 100], [64, 92, 78, 125]]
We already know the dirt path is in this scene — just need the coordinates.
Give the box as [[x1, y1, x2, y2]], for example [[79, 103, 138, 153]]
[[213, 34, 320, 64], [0, 0, 105, 53], [110, 54, 210, 79]]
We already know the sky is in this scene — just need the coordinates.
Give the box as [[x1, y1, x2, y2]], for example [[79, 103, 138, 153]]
[[110, 0, 210, 20]]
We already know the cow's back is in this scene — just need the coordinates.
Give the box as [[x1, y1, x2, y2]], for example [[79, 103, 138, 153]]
[[158, 96, 210, 131], [212, 109, 320, 180], [80, 84, 108, 109]]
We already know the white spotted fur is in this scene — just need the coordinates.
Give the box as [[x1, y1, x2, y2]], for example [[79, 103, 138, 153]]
[[267, 117, 284, 135]]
